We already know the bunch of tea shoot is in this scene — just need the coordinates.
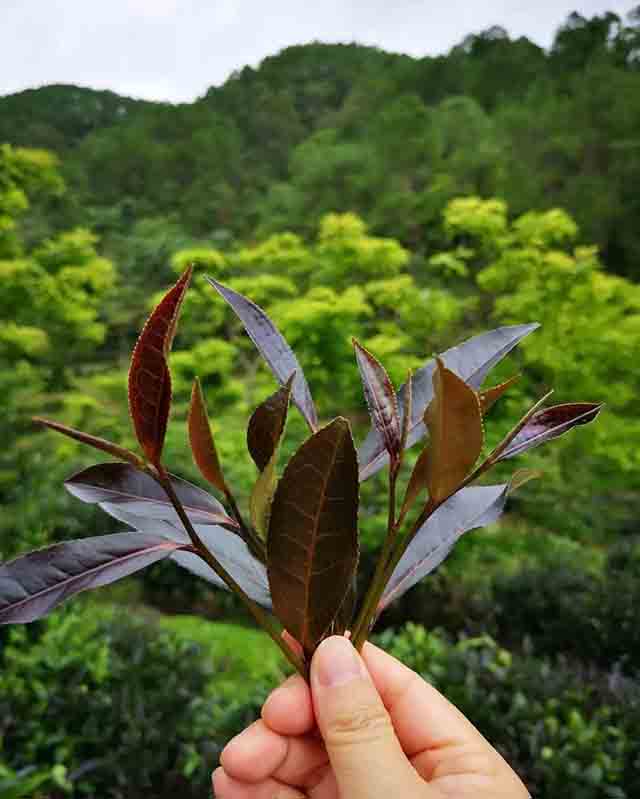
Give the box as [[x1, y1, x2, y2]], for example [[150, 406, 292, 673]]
[[0, 268, 602, 678]]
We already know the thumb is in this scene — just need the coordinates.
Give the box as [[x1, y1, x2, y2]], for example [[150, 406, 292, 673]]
[[310, 636, 427, 799]]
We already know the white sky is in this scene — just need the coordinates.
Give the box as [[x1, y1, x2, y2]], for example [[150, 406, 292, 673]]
[[1, 1, 635, 102]]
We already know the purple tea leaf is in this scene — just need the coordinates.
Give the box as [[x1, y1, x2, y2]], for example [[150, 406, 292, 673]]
[[206, 277, 318, 431], [359, 323, 539, 480], [0, 533, 189, 624], [379, 484, 509, 612], [499, 403, 603, 460], [64, 463, 237, 528], [353, 340, 401, 468], [109, 508, 272, 607]]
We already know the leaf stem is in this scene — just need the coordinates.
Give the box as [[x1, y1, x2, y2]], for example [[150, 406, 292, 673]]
[[153, 466, 307, 678], [352, 391, 556, 645], [351, 465, 399, 649], [224, 487, 267, 563]]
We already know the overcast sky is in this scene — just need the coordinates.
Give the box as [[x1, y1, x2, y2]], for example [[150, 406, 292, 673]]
[[1, 1, 635, 102]]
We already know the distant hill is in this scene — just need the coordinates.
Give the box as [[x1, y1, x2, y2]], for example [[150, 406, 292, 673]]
[[0, 84, 154, 150], [1, 10, 639, 277]]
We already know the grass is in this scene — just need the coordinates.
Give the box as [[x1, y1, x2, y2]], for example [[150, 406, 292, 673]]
[[159, 615, 287, 698]]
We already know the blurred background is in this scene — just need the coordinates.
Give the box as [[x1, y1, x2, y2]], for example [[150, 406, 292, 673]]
[[1, 2, 640, 797]]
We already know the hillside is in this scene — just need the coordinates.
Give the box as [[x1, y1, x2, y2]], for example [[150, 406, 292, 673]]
[[1, 11, 639, 278]]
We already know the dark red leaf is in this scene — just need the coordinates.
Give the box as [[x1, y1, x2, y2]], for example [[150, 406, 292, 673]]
[[398, 445, 430, 524], [33, 418, 142, 467], [267, 418, 359, 658], [188, 377, 227, 492], [64, 462, 238, 529], [128, 267, 192, 466], [0, 533, 190, 624], [498, 402, 603, 460], [479, 374, 520, 415], [359, 323, 539, 480], [353, 340, 401, 469], [247, 374, 294, 471], [206, 277, 318, 431], [423, 358, 484, 504]]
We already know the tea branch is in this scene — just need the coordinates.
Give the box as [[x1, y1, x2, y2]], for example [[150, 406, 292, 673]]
[[152, 464, 307, 678]]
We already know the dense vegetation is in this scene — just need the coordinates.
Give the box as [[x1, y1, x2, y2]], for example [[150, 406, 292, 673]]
[[1, 8, 639, 797]]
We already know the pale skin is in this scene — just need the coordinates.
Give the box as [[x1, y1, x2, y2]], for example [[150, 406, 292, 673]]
[[212, 635, 530, 799]]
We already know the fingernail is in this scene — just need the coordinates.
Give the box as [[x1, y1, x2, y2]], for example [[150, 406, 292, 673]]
[[315, 636, 363, 687]]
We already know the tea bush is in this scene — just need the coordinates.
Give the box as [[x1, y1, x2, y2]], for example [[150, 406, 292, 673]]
[[380, 624, 640, 798], [0, 602, 284, 799], [1, 604, 639, 798], [377, 534, 640, 676]]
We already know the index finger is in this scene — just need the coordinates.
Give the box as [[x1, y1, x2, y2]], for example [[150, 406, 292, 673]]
[[361, 641, 489, 758]]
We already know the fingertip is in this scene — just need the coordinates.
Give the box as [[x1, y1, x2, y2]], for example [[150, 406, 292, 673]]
[[220, 720, 288, 782], [211, 766, 228, 797], [262, 674, 315, 735]]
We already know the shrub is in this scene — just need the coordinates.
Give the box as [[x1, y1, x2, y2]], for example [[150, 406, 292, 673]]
[[490, 564, 640, 675], [3, 605, 639, 798], [0, 602, 284, 799], [378, 624, 640, 798]]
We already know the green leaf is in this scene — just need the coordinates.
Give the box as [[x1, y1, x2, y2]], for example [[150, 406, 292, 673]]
[[424, 358, 483, 504], [267, 417, 359, 659], [250, 451, 278, 539], [247, 377, 294, 538]]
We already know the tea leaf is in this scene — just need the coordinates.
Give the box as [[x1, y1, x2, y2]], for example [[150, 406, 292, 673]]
[[333, 576, 357, 634], [267, 417, 359, 658], [65, 462, 238, 529], [128, 266, 192, 466], [498, 402, 603, 460], [0, 533, 190, 624], [207, 277, 318, 431], [188, 377, 227, 492], [109, 509, 271, 607], [379, 484, 508, 612], [249, 452, 278, 539], [247, 375, 294, 471], [423, 358, 483, 505], [359, 323, 539, 480], [399, 370, 413, 454], [479, 374, 520, 414], [508, 468, 542, 493], [33, 418, 143, 467], [398, 445, 430, 523], [247, 377, 294, 538], [353, 339, 401, 468]]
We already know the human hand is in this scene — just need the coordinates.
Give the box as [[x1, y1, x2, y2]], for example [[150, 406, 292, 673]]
[[213, 635, 529, 798]]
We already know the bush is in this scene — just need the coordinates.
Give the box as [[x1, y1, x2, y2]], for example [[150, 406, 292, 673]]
[[376, 531, 640, 676], [490, 564, 640, 675], [378, 624, 640, 798], [3, 604, 638, 798], [0, 602, 285, 799]]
